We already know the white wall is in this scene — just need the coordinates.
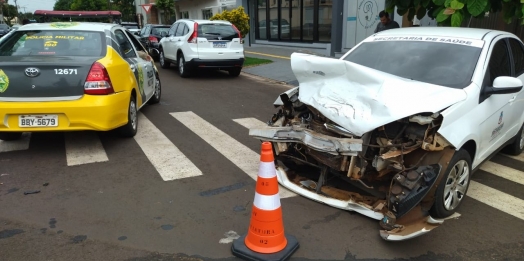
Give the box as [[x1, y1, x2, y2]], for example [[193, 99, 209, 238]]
[[344, 0, 386, 49], [176, 0, 236, 20]]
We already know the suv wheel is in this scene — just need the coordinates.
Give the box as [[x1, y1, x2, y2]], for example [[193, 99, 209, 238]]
[[159, 50, 170, 69], [228, 68, 242, 77], [178, 54, 191, 78]]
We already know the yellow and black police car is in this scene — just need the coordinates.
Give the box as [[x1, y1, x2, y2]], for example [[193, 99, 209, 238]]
[[0, 21, 162, 141]]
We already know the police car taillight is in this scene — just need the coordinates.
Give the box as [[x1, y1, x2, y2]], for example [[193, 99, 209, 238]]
[[84, 62, 114, 95]]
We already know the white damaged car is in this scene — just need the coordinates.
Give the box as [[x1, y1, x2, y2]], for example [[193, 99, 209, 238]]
[[249, 28, 524, 240]]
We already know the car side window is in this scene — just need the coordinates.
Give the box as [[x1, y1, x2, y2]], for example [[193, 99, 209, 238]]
[[183, 24, 189, 35], [175, 23, 185, 36], [168, 23, 179, 37], [509, 38, 524, 76], [114, 29, 136, 59], [125, 30, 146, 53], [140, 25, 148, 36], [487, 40, 511, 85]]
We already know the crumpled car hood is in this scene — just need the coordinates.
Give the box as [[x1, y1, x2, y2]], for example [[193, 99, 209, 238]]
[[291, 53, 468, 136]]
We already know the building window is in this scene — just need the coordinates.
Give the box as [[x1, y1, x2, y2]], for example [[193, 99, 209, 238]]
[[180, 11, 189, 19], [202, 9, 213, 19]]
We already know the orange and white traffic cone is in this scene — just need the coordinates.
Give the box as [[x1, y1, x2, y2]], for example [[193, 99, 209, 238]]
[[232, 142, 299, 261]]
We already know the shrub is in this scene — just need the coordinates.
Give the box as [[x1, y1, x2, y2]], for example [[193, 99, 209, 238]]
[[210, 6, 250, 38]]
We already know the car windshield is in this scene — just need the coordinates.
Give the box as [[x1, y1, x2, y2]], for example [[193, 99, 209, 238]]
[[0, 24, 9, 29], [343, 41, 482, 88], [151, 27, 169, 35], [198, 24, 237, 41], [0, 30, 106, 57]]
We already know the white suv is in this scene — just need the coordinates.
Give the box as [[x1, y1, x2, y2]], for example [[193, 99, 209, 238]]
[[158, 19, 245, 77]]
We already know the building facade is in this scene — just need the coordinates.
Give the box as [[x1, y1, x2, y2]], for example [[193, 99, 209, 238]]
[[135, 0, 437, 56]]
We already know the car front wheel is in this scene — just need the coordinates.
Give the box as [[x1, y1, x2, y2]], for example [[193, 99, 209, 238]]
[[159, 49, 170, 69], [430, 149, 472, 218]]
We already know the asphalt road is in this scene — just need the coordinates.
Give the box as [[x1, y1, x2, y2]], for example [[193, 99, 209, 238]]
[[1, 65, 524, 261]]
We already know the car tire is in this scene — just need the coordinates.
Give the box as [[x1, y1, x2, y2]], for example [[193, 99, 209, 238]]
[[503, 123, 524, 156], [430, 149, 472, 218], [148, 76, 161, 104], [178, 54, 191, 78], [0, 132, 23, 141], [118, 95, 138, 138], [228, 67, 242, 77], [159, 49, 170, 69]]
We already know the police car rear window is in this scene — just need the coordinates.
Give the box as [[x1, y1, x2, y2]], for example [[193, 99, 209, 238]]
[[0, 30, 106, 57]]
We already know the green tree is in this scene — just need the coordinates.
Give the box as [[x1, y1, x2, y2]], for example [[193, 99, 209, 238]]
[[210, 6, 250, 37], [54, 0, 74, 11], [111, 0, 136, 22], [156, 0, 175, 24], [70, 0, 108, 11], [386, 0, 524, 27], [2, 4, 18, 25]]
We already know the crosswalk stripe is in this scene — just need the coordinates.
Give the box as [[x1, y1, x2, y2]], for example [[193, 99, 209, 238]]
[[171, 111, 296, 198], [65, 132, 108, 166], [0, 132, 31, 152], [135, 113, 202, 181], [468, 181, 524, 221], [502, 153, 524, 162], [233, 118, 268, 130], [479, 161, 524, 186]]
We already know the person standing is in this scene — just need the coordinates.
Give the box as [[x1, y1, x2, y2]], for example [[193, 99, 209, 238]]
[[374, 11, 400, 33]]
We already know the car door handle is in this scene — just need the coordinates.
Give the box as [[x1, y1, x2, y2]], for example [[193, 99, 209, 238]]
[[509, 96, 516, 102]]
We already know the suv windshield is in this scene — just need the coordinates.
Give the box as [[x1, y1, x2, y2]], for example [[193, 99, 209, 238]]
[[0, 30, 106, 57], [198, 24, 238, 41], [343, 41, 482, 88]]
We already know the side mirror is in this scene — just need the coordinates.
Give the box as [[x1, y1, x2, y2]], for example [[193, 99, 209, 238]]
[[485, 76, 523, 95]]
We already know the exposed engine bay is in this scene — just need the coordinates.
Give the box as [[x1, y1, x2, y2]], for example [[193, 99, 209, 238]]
[[249, 87, 459, 240]]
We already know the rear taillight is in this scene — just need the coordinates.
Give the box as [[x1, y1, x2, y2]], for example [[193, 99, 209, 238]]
[[84, 62, 114, 95], [148, 35, 158, 43], [232, 24, 242, 42], [188, 23, 198, 43]]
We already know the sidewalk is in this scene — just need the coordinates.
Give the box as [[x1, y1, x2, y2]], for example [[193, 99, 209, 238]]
[[242, 45, 329, 87]]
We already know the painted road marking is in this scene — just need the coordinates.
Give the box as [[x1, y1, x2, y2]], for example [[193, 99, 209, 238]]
[[502, 153, 524, 162], [480, 161, 524, 186], [171, 111, 296, 198], [134, 113, 202, 181], [65, 132, 108, 166], [468, 181, 524, 221], [233, 118, 268, 130], [0, 133, 31, 153], [245, 51, 290, 60]]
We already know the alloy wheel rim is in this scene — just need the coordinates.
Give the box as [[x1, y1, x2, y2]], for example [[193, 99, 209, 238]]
[[160, 52, 164, 66], [179, 58, 184, 74], [130, 100, 137, 131], [443, 159, 470, 211], [155, 79, 160, 99]]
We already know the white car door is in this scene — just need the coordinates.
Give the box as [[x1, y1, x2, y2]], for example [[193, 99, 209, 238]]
[[164, 23, 179, 60], [124, 30, 155, 102], [476, 37, 518, 161]]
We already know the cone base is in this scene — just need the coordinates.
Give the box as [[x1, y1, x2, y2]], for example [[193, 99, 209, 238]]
[[231, 234, 299, 261]]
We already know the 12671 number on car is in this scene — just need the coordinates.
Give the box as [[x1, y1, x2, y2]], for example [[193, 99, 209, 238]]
[[54, 69, 78, 75]]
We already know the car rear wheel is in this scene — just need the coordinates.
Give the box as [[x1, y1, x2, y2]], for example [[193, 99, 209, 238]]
[[503, 123, 524, 156], [228, 68, 242, 77], [430, 149, 471, 218], [178, 54, 191, 78], [148, 76, 161, 104], [159, 50, 170, 69], [0, 132, 23, 141], [118, 95, 138, 138]]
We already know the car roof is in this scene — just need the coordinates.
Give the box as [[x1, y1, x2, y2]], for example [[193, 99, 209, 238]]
[[375, 27, 516, 41], [16, 22, 120, 31]]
